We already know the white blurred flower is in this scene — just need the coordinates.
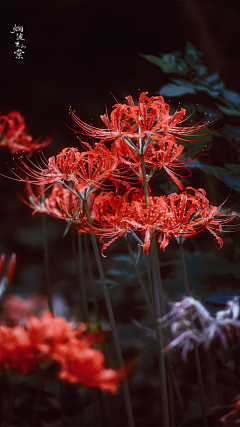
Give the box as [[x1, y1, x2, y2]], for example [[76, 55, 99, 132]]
[[160, 296, 240, 361]]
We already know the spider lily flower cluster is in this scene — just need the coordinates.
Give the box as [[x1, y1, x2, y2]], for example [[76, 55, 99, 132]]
[[24, 181, 238, 256], [0, 111, 51, 154], [160, 296, 240, 361], [0, 311, 126, 393], [10, 92, 238, 255]]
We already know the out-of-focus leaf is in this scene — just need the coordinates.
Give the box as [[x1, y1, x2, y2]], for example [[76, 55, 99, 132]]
[[218, 125, 240, 141], [212, 81, 225, 91], [140, 53, 188, 75], [197, 105, 222, 120], [221, 88, 240, 106], [192, 63, 208, 77], [159, 79, 221, 98], [205, 72, 220, 83], [216, 104, 240, 116], [221, 175, 240, 192], [188, 159, 240, 193], [225, 163, 240, 174], [178, 127, 212, 157], [205, 291, 240, 304], [158, 81, 197, 97], [139, 54, 177, 73], [185, 41, 202, 63], [162, 53, 188, 74]]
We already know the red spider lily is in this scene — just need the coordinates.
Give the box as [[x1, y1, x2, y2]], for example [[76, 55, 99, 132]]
[[55, 340, 127, 393], [113, 136, 189, 190], [0, 311, 127, 393], [219, 395, 240, 424], [10, 145, 119, 195], [156, 187, 240, 250], [84, 193, 133, 255], [79, 190, 144, 256], [86, 188, 239, 256], [69, 92, 212, 146], [0, 111, 51, 154], [69, 93, 212, 190], [127, 195, 178, 255], [23, 182, 96, 234]]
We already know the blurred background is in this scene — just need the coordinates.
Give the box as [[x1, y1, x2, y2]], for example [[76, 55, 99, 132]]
[[1, 2, 240, 426]]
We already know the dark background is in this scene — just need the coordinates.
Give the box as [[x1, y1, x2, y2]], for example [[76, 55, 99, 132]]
[[1, 0, 240, 335], [1, 0, 240, 261], [1, 1, 240, 142], [1, 2, 240, 426]]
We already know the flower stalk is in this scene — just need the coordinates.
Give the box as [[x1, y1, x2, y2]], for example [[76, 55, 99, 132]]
[[82, 198, 135, 427], [42, 214, 53, 314], [150, 238, 170, 427], [179, 241, 208, 426]]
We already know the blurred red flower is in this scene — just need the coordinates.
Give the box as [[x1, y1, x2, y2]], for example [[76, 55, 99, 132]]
[[0, 111, 51, 154], [0, 311, 127, 393]]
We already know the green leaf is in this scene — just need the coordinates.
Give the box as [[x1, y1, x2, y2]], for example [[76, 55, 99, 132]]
[[192, 63, 208, 77], [185, 41, 202, 63], [179, 128, 213, 157], [221, 88, 240, 106], [216, 104, 240, 116], [219, 125, 240, 141], [161, 53, 188, 75], [140, 53, 188, 75], [205, 72, 220, 83], [159, 78, 221, 98], [205, 291, 240, 304], [158, 81, 197, 97], [197, 105, 222, 121], [139, 54, 177, 73], [224, 163, 240, 174], [189, 159, 240, 192]]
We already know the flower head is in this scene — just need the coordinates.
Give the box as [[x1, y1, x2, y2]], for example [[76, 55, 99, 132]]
[[160, 296, 240, 361], [69, 92, 211, 146], [0, 311, 127, 393], [11, 145, 119, 196], [156, 187, 240, 251], [0, 111, 51, 154]]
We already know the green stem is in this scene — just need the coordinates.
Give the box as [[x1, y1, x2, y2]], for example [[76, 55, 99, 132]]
[[71, 229, 88, 322], [83, 199, 134, 427], [179, 242, 208, 426], [145, 254, 153, 304], [42, 214, 53, 314], [155, 242, 185, 420], [78, 233, 89, 321], [150, 239, 170, 427], [140, 147, 169, 426], [84, 233, 100, 325], [140, 154, 149, 207], [179, 243, 190, 297], [126, 240, 154, 321]]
